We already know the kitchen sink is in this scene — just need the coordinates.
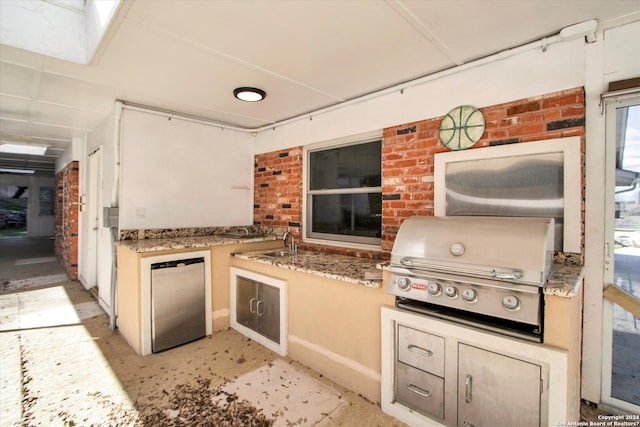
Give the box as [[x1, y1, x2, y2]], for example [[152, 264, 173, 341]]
[[218, 232, 267, 239], [263, 250, 299, 257]]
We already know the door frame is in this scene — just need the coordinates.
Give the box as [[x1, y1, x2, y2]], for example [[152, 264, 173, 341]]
[[600, 95, 640, 413]]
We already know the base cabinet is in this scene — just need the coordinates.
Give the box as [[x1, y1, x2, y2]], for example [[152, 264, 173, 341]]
[[395, 325, 543, 426], [230, 267, 287, 356], [382, 306, 569, 427], [396, 324, 445, 420], [236, 276, 280, 343]]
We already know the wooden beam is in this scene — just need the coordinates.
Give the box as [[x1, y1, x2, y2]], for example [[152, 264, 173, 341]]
[[603, 284, 640, 318]]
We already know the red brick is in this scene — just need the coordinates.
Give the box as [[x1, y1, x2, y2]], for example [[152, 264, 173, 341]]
[[509, 123, 546, 136], [542, 94, 582, 108], [506, 102, 541, 116]]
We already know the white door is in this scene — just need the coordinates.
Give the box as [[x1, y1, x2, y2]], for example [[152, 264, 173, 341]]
[[86, 146, 112, 313], [602, 98, 640, 412], [81, 146, 102, 289]]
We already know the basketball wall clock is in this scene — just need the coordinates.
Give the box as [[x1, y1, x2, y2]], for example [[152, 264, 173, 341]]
[[439, 105, 485, 150]]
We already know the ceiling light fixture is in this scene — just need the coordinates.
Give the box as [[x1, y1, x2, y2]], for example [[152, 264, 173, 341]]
[[233, 87, 266, 102], [0, 168, 35, 174], [0, 144, 48, 155]]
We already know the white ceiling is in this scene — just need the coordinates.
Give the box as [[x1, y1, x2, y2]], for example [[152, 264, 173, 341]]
[[1, 0, 639, 174]]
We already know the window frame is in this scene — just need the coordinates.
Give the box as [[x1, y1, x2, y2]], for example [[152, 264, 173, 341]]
[[302, 132, 383, 249]]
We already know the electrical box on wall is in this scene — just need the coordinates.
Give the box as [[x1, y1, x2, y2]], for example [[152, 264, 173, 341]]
[[103, 207, 119, 228]]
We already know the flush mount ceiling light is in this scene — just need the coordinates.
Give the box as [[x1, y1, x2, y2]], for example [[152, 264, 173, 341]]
[[233, 87, 266, 102], [0, 143, 48, 155], [0, 168, 35, 174]]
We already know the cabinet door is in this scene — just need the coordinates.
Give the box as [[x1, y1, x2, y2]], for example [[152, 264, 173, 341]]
[[236, 276, 258, 330], [257, 283, 280, 343], [458, 343, 541, 427]]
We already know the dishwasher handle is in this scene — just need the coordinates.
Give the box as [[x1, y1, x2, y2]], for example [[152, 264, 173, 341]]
[[151, 257, 205, 270]]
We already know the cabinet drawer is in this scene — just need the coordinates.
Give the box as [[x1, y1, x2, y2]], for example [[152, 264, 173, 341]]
[[396, 361, 444, 420], [397, 324, 445, 376]]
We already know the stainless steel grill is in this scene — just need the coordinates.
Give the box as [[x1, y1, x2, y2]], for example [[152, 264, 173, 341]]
[[388, 216, 555, 342]]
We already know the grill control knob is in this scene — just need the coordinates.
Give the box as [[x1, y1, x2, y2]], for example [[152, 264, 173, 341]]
[[502, 295, 520, 310], [397, 278, 411, 291], [444, 285, 458, 298], [461, 288, 477, 302], [450, 243, 465, 256], [427, 282, 442, 296]]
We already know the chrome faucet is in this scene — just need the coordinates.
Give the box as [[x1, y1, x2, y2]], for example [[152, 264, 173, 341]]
[[283, 232, 297, 252], [240, 227, 249, 235]]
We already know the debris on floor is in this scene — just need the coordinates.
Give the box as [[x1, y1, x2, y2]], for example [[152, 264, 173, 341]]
[[141, 376, 275, 426], [219, 359, 345, 427]]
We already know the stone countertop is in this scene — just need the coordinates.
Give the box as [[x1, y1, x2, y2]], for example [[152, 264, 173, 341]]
[[116, 234, 278, 253], [232, 249, 385, 288], [117, 235, 584, 297], [545, 263, 584, 298]]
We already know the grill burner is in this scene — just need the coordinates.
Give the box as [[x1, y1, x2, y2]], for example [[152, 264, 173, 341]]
[[388, 216, 555, 343]]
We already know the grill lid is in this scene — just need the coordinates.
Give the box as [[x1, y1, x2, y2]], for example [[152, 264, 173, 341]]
[[391, 216, 555, 285]]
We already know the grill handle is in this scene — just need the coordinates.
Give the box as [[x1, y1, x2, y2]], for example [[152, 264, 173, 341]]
[[399, 257, 525, 281], [399, 257, 492, 279], [491, 270, 524, 280]]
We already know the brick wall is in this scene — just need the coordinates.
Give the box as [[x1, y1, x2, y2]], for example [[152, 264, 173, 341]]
[[254, 87, 585, 255], [254, 147, 303, 240], [55, 161, 79, 279]]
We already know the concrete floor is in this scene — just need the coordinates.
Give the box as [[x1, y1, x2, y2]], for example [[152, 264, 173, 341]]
[[0, 236, 626, 426], [0, 237, 403, 426]]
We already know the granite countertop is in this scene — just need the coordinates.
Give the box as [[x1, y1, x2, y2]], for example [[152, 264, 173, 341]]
[[117, 234, 278, 253], [544, 263, 584, 298], [118, 234, 584, 297], [233, 248, 583, 297], [232, 249, 386, 288]]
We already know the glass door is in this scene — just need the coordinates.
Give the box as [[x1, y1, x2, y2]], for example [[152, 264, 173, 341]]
[[603, 99, 640, 412]]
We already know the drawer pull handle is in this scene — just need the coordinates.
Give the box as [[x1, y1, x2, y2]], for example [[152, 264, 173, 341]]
[[249, 298, 257, 314], [465, 374, 473, 404], [407, 384, 431, 398], [407, 344, 433, 357]]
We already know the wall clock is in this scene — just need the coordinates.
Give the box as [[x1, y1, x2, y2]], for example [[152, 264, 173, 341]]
[[439, 105, 485, 150]]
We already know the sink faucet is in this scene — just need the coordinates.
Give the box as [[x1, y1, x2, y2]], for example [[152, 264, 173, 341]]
[[239, 227, 249, 235], [283, 232, 297, 252]]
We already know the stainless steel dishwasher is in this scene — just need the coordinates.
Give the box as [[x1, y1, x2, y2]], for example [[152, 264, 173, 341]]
[[150, 257, 206, 352]]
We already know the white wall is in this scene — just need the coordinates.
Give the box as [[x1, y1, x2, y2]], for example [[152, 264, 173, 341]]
[[118, 108, 254, 230], [254, 36, 586, 153]]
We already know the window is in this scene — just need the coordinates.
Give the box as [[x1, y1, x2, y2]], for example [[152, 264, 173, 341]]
[[305, 139, 382, 246]]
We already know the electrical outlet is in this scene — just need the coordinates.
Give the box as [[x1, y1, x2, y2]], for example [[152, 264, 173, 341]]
[[135, 207, 146, 218]]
